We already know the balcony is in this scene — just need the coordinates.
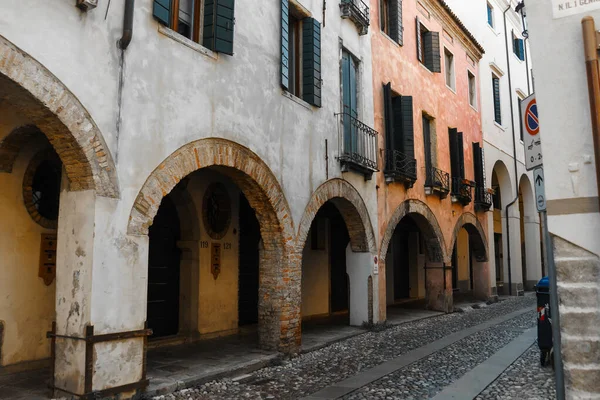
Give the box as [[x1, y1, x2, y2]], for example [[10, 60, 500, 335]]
[[384, 150, 417, 187], [337, 112, 379, 180], [474, 186, 493, 212], [451, 177, 473, 206], [424, 166, 450, 199], [340, 0, 370, 35]]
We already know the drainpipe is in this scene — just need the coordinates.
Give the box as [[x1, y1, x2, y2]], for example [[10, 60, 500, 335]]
[[118, 0, 135, 50], [582, 17, 600, 213], [503, 4, 520, 296]]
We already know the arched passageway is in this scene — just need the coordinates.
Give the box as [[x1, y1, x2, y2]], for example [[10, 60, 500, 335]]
[[296, 179, 377, 329], [380, 200, 450, 313], [490, 161, 514, 295], [519, 175, 542, 290]]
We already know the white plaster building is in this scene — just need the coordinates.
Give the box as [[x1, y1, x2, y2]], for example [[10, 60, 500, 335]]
[[0, 0, 382, 397], [443, 0, 543, 296]]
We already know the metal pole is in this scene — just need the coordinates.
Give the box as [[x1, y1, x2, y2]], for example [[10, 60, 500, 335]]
[[540, 210, 565, 400]]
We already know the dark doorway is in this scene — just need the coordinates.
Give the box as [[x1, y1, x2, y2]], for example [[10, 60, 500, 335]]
[[452, 245, 458, 290], [392, 217, 420, 300], [238, 194, 260, 326], [148, 196, 181, 339], [328, 205, 350, 313]]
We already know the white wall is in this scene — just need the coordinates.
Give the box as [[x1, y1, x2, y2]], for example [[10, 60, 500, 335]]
[[301, 227, 330, 318]]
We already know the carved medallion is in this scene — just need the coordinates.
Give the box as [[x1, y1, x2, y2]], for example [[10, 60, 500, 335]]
[[202, 183, 232, 240]]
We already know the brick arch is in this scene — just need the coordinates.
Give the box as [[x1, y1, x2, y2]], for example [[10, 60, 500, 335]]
[[296, 178, 376, 254], [0, 35, 119, 198], [128, 138, 299, 351], [380, 199, 447, 265], [449, 212, 488, 262]]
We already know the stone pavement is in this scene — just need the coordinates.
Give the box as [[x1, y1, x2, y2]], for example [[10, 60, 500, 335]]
[[0, 367, 50, 400], [150, 296, 552, 400]]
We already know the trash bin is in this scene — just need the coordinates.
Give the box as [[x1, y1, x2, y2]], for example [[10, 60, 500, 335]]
[[536, 276, 552, 366]]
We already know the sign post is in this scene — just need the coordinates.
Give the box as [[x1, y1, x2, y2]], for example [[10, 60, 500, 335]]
[[522, 94, 543, 171], [533, 168, 547, 212]]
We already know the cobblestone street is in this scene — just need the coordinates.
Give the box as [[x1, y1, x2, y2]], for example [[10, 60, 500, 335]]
[[148, 296, 556, 400]]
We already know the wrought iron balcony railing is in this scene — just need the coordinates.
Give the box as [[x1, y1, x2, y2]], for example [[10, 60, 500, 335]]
[[336, 112, 379, 179], [384, 149, 417, 187], [451, 177, 473, 205], [340, 0, 370, 35], [424, 166, 450, 199], [474, 186, 493, 211]]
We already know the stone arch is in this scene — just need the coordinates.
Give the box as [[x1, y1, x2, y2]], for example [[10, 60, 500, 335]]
[[296, 178, 376, 254], [492, 160, 513, 205], [0, 35, 119, 197], [128, 138, 298, 351], [449, 213, 489, 262], [380, 199, 447, 265]]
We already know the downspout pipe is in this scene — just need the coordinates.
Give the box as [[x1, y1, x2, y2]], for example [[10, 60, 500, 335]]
[[503, 4, 520, 296], [118, 0, 135, 50]]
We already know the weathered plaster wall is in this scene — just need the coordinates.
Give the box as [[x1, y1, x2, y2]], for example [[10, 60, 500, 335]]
[[301, 229, 330, 318], [370, 0, 487, 318], [0, 126, 54, 367]]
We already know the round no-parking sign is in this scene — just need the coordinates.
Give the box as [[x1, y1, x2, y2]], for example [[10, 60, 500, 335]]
[[525, 99, 539, 136]]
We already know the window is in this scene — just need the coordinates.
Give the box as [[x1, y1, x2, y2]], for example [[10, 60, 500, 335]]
[[383, 82, 416, 180], [423, 114, 436, 170], [473, 142, 486, 190], [342, 50, 360, 141], [492, 75, 501, 124], [512, 32, 525, 61], [380, 0, 403, 44], [487, 2, 494, 28], [444, 48, 455, 90], [416, 18, 441, 73], [152, 0, 236, 54], [468, 71, 476, 108], [281, 1, 322, 107]]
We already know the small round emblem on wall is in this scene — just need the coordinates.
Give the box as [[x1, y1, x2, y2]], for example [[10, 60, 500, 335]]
[[202, 182, 232, 240]]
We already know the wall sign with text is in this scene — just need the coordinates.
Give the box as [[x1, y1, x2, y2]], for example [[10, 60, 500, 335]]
[[552, 0, 600, 19]]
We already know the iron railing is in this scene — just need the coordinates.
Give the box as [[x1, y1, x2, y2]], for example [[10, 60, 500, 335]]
[[474, 186, 493, 211], [425, 166, 450, 194], [340, 0, 370, 35], [451, 177, 473, 205], [384, 149, 417, 184], [337, 112, 379, 175]]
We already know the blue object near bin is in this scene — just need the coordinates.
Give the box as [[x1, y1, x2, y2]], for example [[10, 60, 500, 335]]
[[536, 276, 552, 366]]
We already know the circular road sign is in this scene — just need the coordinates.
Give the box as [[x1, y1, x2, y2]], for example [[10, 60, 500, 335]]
[[525, 99, 539, 136]]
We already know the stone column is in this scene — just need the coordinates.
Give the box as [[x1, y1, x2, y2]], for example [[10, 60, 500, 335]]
[[502, 205, 524, 295], [524, 215, 542, 289], [425, 262, 452, 313], [486, 210, 498, 297], [346, 246, 374, 326]]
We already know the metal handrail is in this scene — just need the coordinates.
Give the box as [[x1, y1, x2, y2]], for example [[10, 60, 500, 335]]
[[336, 112, 379, 172], [384, 149, 417, 180], [425, 166, 450, 192], [451, 177, 473, 203], [340, 0, 370, 23], [474, 186, 493, 209]]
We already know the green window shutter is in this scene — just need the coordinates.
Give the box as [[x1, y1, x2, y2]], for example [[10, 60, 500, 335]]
[[302, 18, 322, 107], [392, 96, 414, 158], [281, 0, 290, 91], [457, 131, 465, 179], [153, 0, 171, 27], [423, 115, 432, 172], [383, 83, 395, 156], [449, 128, 459, 179], [416, 17, 423, 62], [473, 142, 484, 186], [203, 0, 236, 55], [493, 77, 501, 124], [389, 0, 403, 45], [518, 39, 525, 61], [424, 31, 441, 72]]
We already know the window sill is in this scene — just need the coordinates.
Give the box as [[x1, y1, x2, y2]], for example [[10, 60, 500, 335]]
[[512, 54, 525, 63], [419, 63, 434, 74], [380, 31, 401, 48], [494, 121, 505, 131], [487, 24, 498, 36], [446, 84, 456, 94], [282, 90, 313, 110], [158, 25, 218, 61], [469, 103, 478, 112]]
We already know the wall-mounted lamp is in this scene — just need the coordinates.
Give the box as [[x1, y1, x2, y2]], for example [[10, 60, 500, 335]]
[[515, 1, 528, 38], [77, 0, 98, 11]]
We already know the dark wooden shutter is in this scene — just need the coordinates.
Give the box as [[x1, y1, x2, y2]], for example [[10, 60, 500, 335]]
[[153, 0, 171, 26], [424, 31, 441, 72], [393, 96, 414, 158], [302, 18, 321, 107], [449, 128, 459, 179], [203, 0, 236, 55], [518, 39, 525, 61], [416, 17, 423, 62], [457, 131, 465, 179], [493, 77, 501, 124], [281, 0, 290, 91], [423, 115, 432, 173], [389, 0, 403, 45], [473, 142, 484, 186], [383, 83, 395, 153]]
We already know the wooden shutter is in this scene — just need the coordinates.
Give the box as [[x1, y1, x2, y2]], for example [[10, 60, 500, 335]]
[[281, 0, 290, 91], [449, 128, 459, 179], [389, 0, 403, 45], [518, 39, 525, 61], [383, 83, 395, 153], [392, 96, 414, 158], [153, 0, 171, 26], [302, 18, 322, 107], [416, 17, 423, 62], [457, 131, 465, 179], [424, 31, 441, 72], [423, 115, 432, 173], [203, 0, 236, 55], [493, 77, 501, 124], [473, 142, 484, 186]]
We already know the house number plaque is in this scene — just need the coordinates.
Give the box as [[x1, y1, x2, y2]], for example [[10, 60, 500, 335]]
[[211, 242, 222, 280], [39, 233, 57, 286]]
